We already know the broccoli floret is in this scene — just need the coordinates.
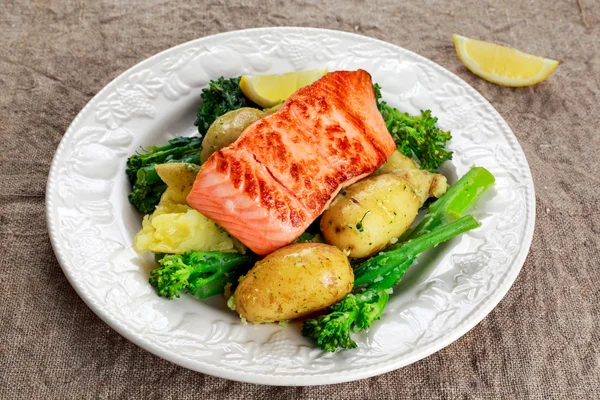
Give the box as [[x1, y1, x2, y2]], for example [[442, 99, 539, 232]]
[[150, 251, 254, 300], [303, 167, 495, 351], [374, 84, 453, 172], [302, 310, 358, 352], [303, 217, 478, 351], [126, 136, 202, 213], [194, 77, 257, 137], [128, 166, 168, 214], [302, 287, 391, 352]]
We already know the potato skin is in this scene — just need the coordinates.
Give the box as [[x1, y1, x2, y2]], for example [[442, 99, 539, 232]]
[[374, 151, 448, 206], [234, 243, 353, 323], [320, 174, 420, 258], [200, 108, 265, 163], [375, 150, 417, 173], [155, 162, 199, 204]]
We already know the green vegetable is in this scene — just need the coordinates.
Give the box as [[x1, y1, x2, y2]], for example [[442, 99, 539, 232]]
[[302, 281, 394, 351], [353, 215, 479, 287], [399, 167, 495, 243], [126, 136, 202, 214], [128, 76, 258, 214], [302, 216, 479, 351], [293, 232, 326, 244], [194, 77, 257, 137], [374, 84, 453, 172], [302, 167, 495, 351], [150, 251, 254, 300], [126, 136, 202, 184]]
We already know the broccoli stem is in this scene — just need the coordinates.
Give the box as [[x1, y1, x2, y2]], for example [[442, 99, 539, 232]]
[[137, 166, 162, 185], [175, 150, 202, 166], [137, 151, 201, 185], [150, 251, 254, 300], [303, 217, 478, 352], [370, 258, 415, 290], [302, 167, 495, 352], [191, 273, 236, 299], [401, 166, 495, 240], [126, 136, 202, 214], [354, 215, 480, 287], [126, 136, 202, 184]]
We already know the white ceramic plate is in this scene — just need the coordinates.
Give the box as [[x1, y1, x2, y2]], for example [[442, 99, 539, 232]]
[[46, 27, 535, 385]]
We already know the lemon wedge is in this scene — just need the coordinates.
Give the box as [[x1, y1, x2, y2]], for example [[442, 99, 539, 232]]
[[453, 34, 558, 87], [240, 69, 328, 108]]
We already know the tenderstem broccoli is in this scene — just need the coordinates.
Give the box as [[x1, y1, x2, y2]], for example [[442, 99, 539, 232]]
[[302, 216, 479, 351], [374, 84, 453, 172], [401, 166, 495, 240], [352, 215, 480, 287], [302, 167, 495, 351], [126, 136, 202, 214], [150, 251, 254, 300]]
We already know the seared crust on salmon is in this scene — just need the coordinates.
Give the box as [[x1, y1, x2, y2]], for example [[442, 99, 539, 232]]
[[187, 70, 396, 255]]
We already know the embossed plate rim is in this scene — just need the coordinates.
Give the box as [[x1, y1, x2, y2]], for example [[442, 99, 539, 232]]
[[46, 27, 535, 385]]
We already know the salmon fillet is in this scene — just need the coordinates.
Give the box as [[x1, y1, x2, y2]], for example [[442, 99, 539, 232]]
[[187, 70, 396, 255]]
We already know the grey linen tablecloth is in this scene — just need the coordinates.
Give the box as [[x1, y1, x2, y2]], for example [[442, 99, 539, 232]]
[[1, 0, 599, 398]]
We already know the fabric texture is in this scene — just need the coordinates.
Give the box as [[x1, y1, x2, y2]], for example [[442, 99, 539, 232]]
[[1, 0, 599, 398]]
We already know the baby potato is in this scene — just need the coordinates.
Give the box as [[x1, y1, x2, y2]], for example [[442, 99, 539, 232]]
[[375, 150, 418, 173], [234, 243, 353, 323], [200, 107, 265, 163], [320, 174, 420, 258], [374, 151, 448, 206], [390, 168, 448, 206], [155, 162, 199, 205]]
